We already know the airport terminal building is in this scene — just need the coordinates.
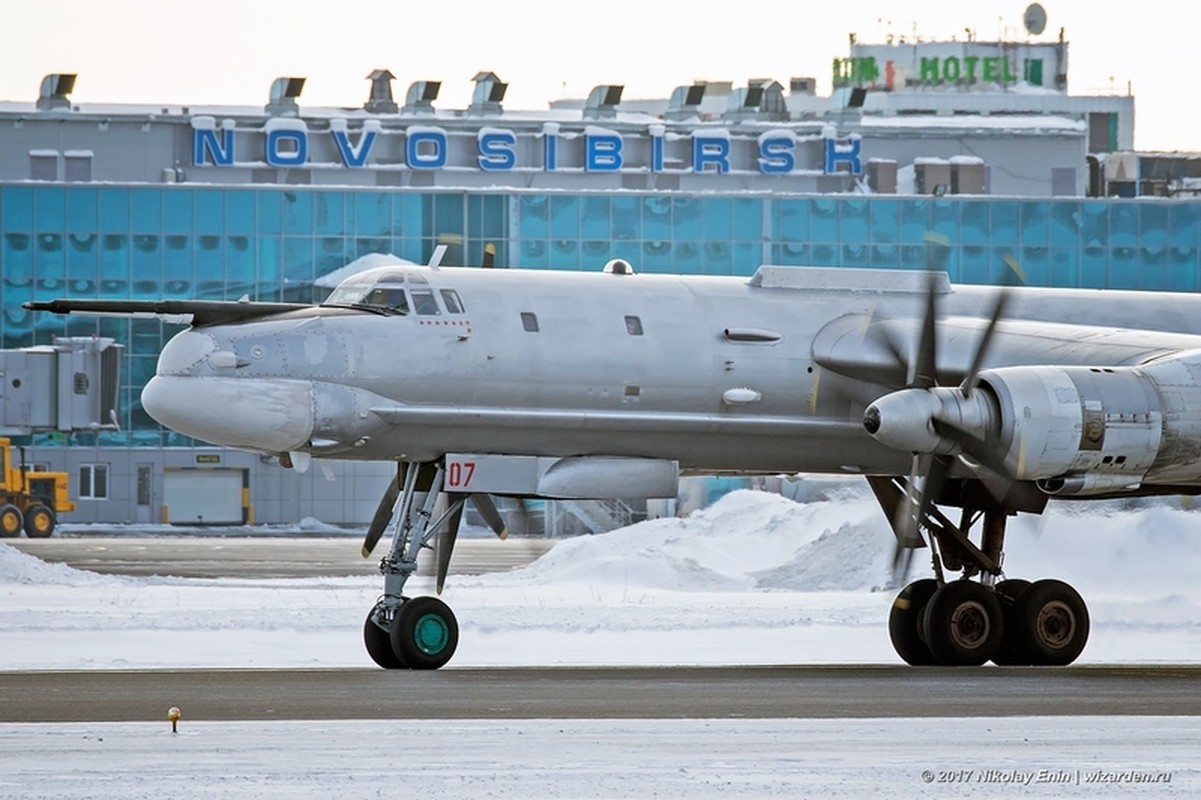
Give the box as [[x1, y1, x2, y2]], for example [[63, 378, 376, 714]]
[[1, 31, 1197, 525]]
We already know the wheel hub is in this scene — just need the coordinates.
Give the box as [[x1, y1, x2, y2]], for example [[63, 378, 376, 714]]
[[413, 613, 450, 655], [1035, 600, 1075, 649], [950, 600, 991, 649]]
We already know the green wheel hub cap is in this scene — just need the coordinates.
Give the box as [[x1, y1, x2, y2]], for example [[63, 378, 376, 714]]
[[413, 613, 450, 655]]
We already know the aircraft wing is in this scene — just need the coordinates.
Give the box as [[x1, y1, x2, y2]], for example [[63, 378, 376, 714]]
[[22, 299, 312, 327]]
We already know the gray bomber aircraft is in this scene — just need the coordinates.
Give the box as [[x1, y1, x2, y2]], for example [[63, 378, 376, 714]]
[[27, 255, 1201, 670]]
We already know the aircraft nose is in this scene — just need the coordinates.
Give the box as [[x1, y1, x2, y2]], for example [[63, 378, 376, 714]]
[[142, 375, 314, 453]]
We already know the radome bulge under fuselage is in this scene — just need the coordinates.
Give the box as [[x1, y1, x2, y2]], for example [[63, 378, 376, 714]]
[[141, 265, 1201, 479]]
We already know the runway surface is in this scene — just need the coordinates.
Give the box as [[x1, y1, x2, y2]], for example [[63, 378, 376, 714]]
[[2, 665, 1198, 722]]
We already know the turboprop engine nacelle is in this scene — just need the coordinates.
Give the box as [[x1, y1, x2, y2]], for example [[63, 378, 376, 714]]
[[865, 350, 1201, 496]]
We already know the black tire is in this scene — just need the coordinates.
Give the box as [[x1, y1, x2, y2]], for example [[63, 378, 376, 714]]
[[888, 579, 940, 665], [922, 580, 1004, 666], [391, 596, 459, 670], [1009, 579, 1089, 666], [0, 504, 23, 537], [363, 605, 407, 669], [23, 504, 55, 538], [992, 579, 1033, 666]]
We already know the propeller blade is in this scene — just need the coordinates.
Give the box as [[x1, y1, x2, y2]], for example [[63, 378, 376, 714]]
[[470, 494, 510, 540], [912, 273, 940, 388], [930, 418, 1013, 480], [962, 289, 1011, 397], [435, 493, 467, 595], [481, 243, 496, 269], [361, 472, 401, 558]]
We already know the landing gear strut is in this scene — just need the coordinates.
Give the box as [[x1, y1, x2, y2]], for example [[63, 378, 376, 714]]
[[362, 460, 464, 670], [870, 476, 1090, 667]]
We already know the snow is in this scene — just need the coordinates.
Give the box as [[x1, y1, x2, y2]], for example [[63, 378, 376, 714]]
[[2, 488, 1200, 797]]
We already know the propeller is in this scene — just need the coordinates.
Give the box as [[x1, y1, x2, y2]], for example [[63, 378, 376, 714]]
[[361, 471, 401, 558]]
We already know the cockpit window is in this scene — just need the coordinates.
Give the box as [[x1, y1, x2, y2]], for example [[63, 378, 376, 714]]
[[322, 269, 410, 315], [440, 289, 465, 314], [411, 288, 441, 316]]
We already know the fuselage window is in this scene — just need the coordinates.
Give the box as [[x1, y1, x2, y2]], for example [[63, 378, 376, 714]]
[[440, 289, 465, 314], [625, 315, 644, 336], [521, 312, 539, 332], [411, 288, 441, 315]]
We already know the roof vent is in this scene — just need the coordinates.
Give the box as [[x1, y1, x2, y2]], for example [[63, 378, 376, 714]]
[[37, 73, 77, 111], [665, 83, 706, 121], [365, 69, 397, 113], [402, 80, 441, 114], [266, 77, 305, 115], [583, 84, 623, 120], [468, 71, 507, 115], [723, 79, 788, 123]]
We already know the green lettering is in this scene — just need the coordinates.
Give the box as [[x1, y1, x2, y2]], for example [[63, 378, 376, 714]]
[[832, 57, 848, 87], [942, 57, 961, 82], [982, 57, 998, 82], [1002, 57, 1015, 83], [963, 56, 980, 82], [920, 57, 940, 82], [859, 57, 881, 83]]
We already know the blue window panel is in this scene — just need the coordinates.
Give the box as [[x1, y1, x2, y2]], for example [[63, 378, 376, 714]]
[[354, 238, 390, 263], [1079, 246, 1106, 289], [1048, 248, 1078, 287], [899, 243, 928, 271], [773, 242, 808, 266], [611, 240, 641, 269], [675, 240, 702, 272], [163, 190, 192, 234], [841, 198, 870, 243], [194, 234, 222, 283], [581, 196, 611, 240], [255, 237, 281, 296], [642, 196, 671, 241], [1048, 201, 1080, 249], [2, 231, 32, 289], [354, 193, 391, 237], [1019, 202, 1048, 247], [2, 186, 33, 229], [703, 198, 733, 240], [517, 195, 549, 240], [1079, 202, 1108, 247], [810, 243, 837, 267], [809, 198, 838, 243], [1137, 245, 1169, 291], [284, 192, 314, 235], [1167, 247, 1197, 291], [396, 238, 425, 265], [256, 192, 283, 235], [672, 198, 702, 243], [223, 235, 254, 289], [34, 187, 65, 230], [433, 195, 465, 239], [611, 195, 640, 241], [225, 191, 256, 235], [1139, 203, 1168, 251], [841, 242, 869, 267], [162, 235, 192, 296], [314, 192, 346, 236], [194, 190, 223, 234], [930, 199, 958, 245], [640, 240, 671, 273], [581, 240, 612, 269], [1108, 246, 1138, 289], [67, 189, 98, 233], [1167, 204, 1197, 250], [771, 199, 807, 243], [959, 200, 989, 246], [989, 201, 1018, 246], [129, 189, 159, 232], [732, 198, 762, 242], [469, 194, 506, 241], [732, 241, 759, 275], [549, 239, 580, 271], [283, 238, 314, 288], [899, 199, 930, 244], [549, 196, 579, 240], [397, 193, 423, 239], [1014, 247, 1048, 287], [66, 233, 98, 289], [1108, 204, 1137, 248], [130, 234, 160, 297], [960, 245, 989, 284], [98, 234, 129, 294], [702, 240, 733, 275], [870, 243, 899, 269], [519, 239, 549, 269], [869, 199, 899, 244], [316, 237, 348, 277]]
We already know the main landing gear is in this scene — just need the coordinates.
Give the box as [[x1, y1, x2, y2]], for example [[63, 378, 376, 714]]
[[870, 477, 1090, 667], [361, 461, 463, 670]]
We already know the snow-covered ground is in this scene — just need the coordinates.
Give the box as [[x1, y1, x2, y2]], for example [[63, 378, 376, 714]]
[[2, 488, 1200, 798]]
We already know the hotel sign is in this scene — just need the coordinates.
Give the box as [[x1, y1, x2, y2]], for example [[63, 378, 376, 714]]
[[834, 41, 1066, 92]]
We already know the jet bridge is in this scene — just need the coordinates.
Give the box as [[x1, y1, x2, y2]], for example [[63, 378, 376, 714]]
[[0, 337, 123, 435]]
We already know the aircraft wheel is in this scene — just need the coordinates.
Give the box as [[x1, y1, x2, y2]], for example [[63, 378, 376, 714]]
[[1008, 579, 1089, 666], [991, 579, 1033, 666], [363, 604, 407, 670], [0, 504, 23, 537], [391, 596, 459, 670], [23, 505, 55, 538], [922, 580, 1004, 666], [888, 579, 940, 665]]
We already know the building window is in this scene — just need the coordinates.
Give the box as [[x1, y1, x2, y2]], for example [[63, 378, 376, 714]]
[[521, 312, 539, 332], [64, 151, 93, 182], [624, 315, 644, 336], [79, 464, 109, 499], [29, 151, 58, 181]]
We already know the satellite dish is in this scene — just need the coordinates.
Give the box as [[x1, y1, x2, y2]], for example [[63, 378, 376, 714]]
[[1023, 3, 1047, 35]]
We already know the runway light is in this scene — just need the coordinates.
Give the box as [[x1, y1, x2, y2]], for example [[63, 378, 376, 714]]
[[167, 706, 181, 734]]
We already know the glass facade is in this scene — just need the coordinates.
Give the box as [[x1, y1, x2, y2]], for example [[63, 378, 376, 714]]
[[4, 184, 1201, 444]]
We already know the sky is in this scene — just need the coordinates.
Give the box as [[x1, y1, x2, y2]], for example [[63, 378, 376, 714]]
[[0, 1, 1197, 151]]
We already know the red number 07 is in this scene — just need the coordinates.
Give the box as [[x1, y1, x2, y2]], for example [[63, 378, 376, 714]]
[[447, 460, 475, 488]]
